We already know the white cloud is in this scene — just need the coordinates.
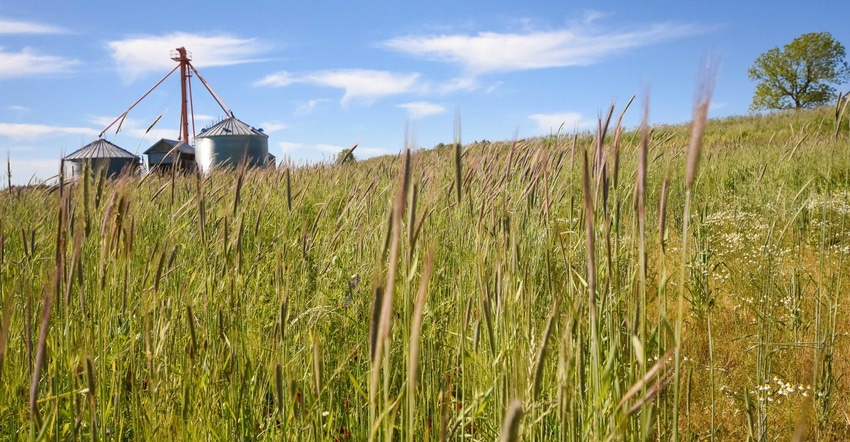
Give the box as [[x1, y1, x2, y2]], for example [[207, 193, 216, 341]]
[[528, 112, 591, 133], [483, 82, 502, 94], [710, 101, 727, 111], [91, 115, 181, 144], [0, 122, 98, 139], [0, 47, 80, 79], [295, 99, 329, 115], [255, 71, 295, 87], [257, 69, 421, 105], [358, 147, 394, 157], [2, 158, 61, 186], [316, 143, 393, 158], [275, 142, 393, 163], [308, 71, 421, 104], [397, 101, 446, 119], [317, 143, 345, 153], [107, 33, 268, 81], [89, 112, 235, 144], [384, 22, 703, 75], [6, 105, 30, 112], [88, 115, 120, 128], [279, 142, 302, 153], [193, 114, 216, 122], [259, 122, 287, 133], [141, 128, 181, 144], [0, 18, 66, 34], [439, 77, 479, 94]]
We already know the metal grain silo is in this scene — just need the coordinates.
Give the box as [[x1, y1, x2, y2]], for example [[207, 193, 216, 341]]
[[64, 138, 140, 179], [193, 116, 269, 173]]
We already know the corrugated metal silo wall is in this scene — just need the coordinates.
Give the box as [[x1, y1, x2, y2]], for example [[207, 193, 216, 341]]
[[67, 159, 138, 179], [194, 135, 269, 173], [65, 160, 83, 179], [105, 158, 138, 177]]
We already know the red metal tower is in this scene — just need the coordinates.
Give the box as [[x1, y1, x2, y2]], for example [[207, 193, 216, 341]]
[[171, 47, 192, 143]]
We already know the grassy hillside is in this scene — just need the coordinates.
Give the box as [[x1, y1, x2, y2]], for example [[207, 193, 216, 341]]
[[1, 103, 849, 440]]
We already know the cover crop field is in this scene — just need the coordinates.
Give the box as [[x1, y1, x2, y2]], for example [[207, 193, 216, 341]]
[[1, 100, 849, 440]]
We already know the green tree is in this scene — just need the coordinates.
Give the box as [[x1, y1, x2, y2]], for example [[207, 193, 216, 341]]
[[749, 32, 850, 111], [336, 146, 357, 165]]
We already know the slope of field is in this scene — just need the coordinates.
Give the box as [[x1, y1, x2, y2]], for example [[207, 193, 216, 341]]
[[0, 104, 849, 440]]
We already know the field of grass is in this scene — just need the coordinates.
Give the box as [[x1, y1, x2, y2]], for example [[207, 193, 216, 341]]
[[1, 97, 849, 440]]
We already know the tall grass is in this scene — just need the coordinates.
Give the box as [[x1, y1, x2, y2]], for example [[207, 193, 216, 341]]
[[0, 96, 848, 440]]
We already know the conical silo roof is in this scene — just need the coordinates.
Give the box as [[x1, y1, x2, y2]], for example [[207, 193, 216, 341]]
[[196, 116, 268, 138], [65, 138, 137, 160]]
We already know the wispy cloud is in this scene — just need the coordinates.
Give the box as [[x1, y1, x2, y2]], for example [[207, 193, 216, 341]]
[[709, 101, 727, 111], [3, 158, 61, 186], [296, 99, 329, 115], [384, 20, 704, 75], [107, 32, 268, 81], [317, 143, 392, 158], [257, 71, 295, 87], [90, 115, 180, 144], [0, 122, 98, 139], [193, 114, 216, 122], [0, 18, 66, 34], [257, 69, 421, 105], [0, 47, 80, 79], [359, 147, 394, 156], [259, 121, 287, 133], [316, 143, 346, 154], [438, 77, 479, 94], [277, 141, 392, 162], [279, 141, 303, 153], [528, 112, 592, 133], [397, 101, 446, 119]]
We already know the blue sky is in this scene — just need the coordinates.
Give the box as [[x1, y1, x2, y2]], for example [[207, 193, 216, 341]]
[[1, 0, 848, 185]]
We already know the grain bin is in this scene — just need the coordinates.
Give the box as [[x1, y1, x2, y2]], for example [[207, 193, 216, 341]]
[[193, 116, 269, 173], [64, 138, 140, 179]]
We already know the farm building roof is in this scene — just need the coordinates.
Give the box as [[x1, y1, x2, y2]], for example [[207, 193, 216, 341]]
[[64, 138, 137, 160], [143, 138, 195, 155]]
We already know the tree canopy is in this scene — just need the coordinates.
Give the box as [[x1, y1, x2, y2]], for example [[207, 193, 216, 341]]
[[749, 32, 850, 111], [336, 146, 357, 165]]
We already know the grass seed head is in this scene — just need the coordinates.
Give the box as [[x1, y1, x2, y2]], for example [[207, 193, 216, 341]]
[[686, 57, 718, 189]]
